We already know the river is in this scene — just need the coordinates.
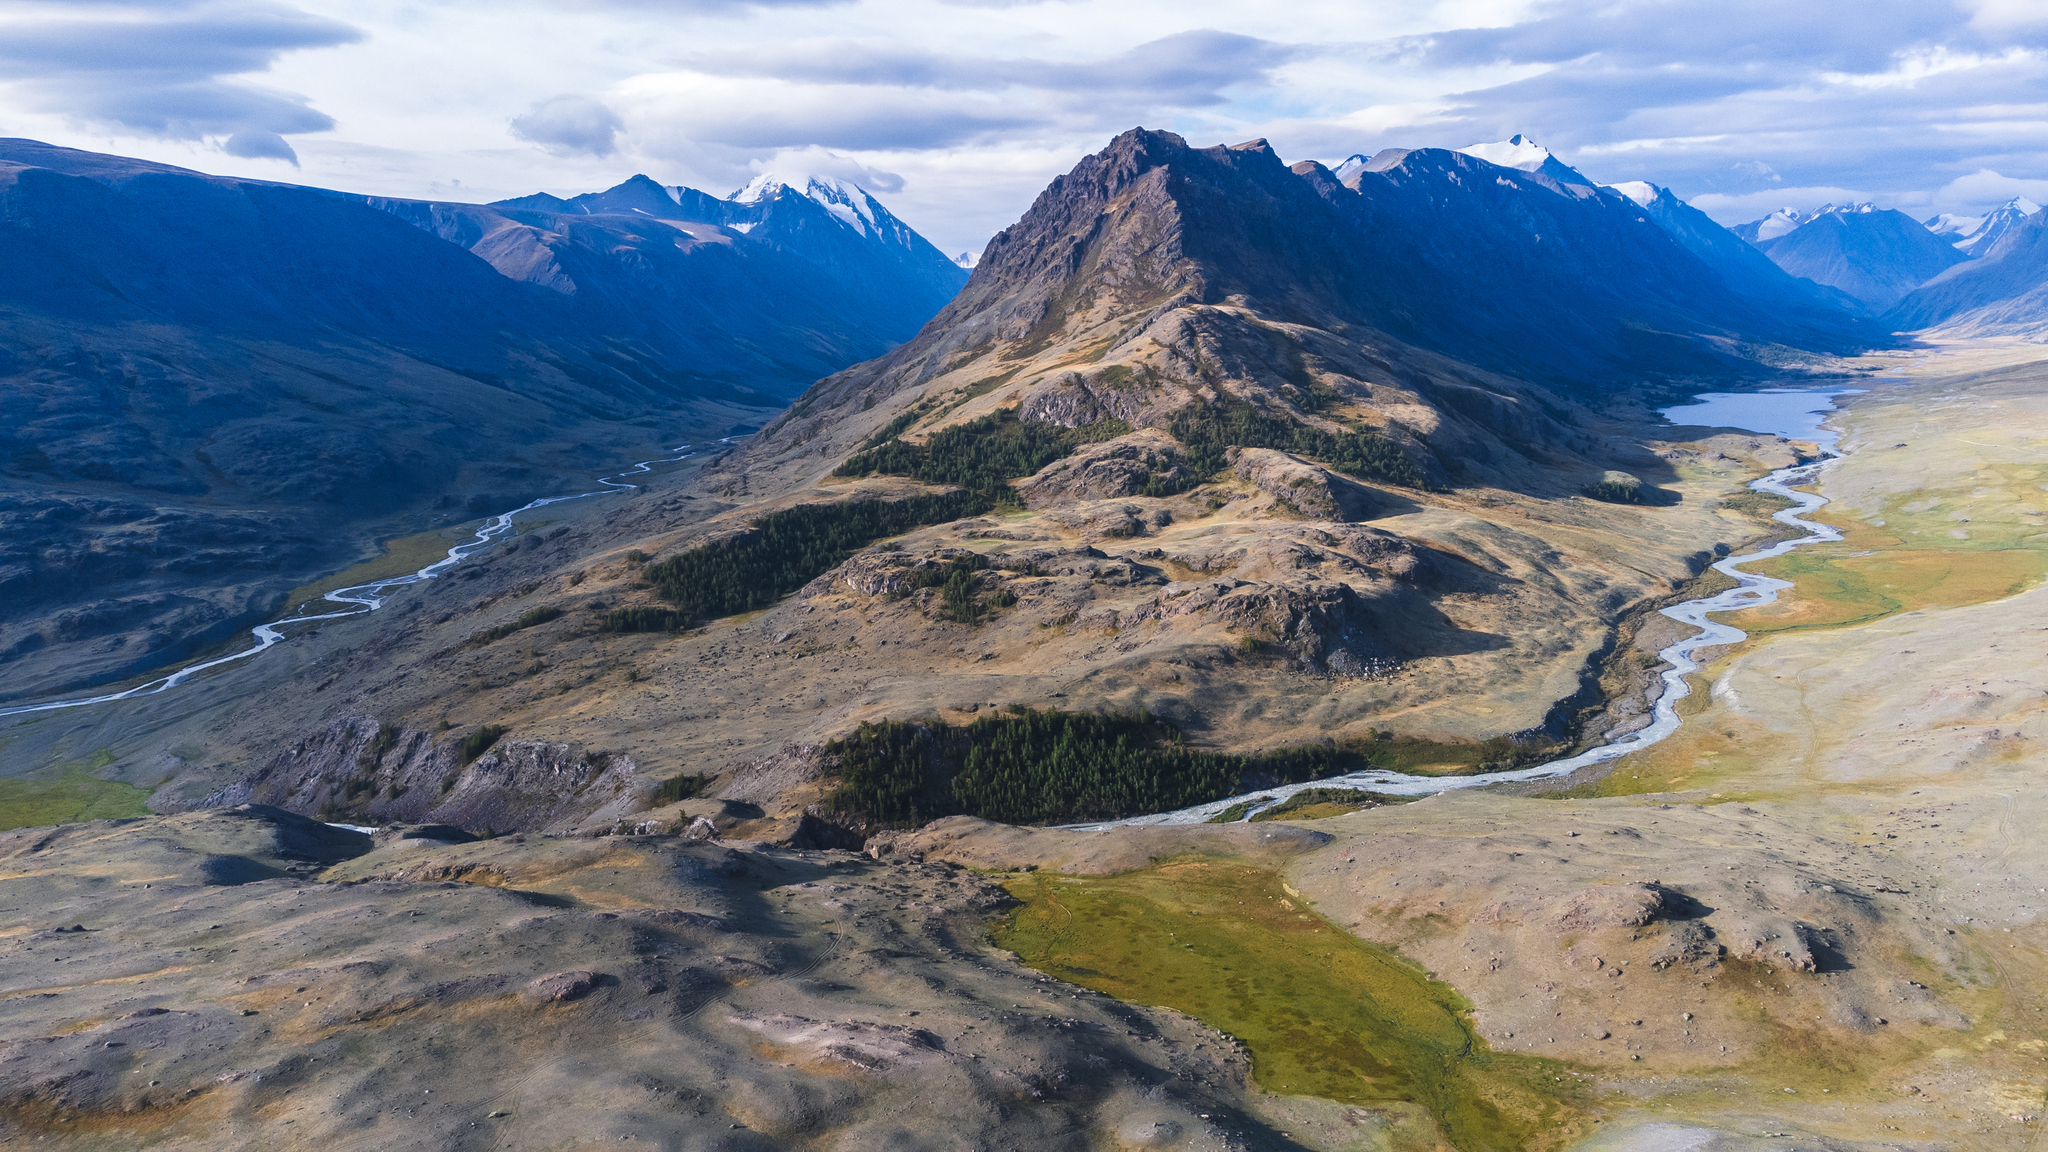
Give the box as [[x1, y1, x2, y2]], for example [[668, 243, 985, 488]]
[[0, 442, 718, 720], [1074, 387, 1859, 827]]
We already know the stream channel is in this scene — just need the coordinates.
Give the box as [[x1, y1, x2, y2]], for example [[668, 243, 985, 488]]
[[1079, 386, 1864, 827], [0, 443, 718, 720]]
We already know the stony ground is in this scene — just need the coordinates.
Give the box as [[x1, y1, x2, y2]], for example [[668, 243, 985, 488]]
[[0, 804, 1391, 1151]]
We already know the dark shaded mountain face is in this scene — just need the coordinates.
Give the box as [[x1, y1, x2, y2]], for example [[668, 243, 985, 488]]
[[377, 172, 966, 388], [1888, 209, 2048, 338], [0, 139, 963, 701], [1612, 182, 1869, 317], [1749, 204, 1970, 311]]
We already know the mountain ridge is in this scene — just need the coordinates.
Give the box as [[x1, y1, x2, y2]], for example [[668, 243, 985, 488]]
[[0, 137, 965, 701]]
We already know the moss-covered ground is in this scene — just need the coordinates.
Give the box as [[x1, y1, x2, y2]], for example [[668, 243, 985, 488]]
[[995, 861, 1589, 1151]]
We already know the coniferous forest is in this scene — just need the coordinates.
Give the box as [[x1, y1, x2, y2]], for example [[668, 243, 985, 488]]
[[822, 707, 1386, 826], [834, 408, 1130, 501], [636, 490, 989, 627]]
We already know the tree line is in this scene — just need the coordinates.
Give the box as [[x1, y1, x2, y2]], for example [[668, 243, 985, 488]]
[[822, 707, 1410, 827]]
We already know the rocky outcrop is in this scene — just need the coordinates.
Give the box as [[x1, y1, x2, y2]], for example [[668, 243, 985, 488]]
[[1018, 371, 1158, 428], [204, 714, 649, 834], [1016, 429, 1191, 505], [1226, 446, 1379, 520], [1113, 578, 1404, 677]]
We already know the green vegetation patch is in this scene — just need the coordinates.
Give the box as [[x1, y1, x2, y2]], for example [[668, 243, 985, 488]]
[[285, 524, 475, 611], [599, 605, 684, 634], [824, 708, 1401, 827], [1170, 398, 1427, 489], [655, 772, 711, 805], [0, 760, 152, 831], [460, 725, 509, 764], [641, 490, 987, 625], [835, 408, 1130, 503], [996, 862, 1586, 1151]]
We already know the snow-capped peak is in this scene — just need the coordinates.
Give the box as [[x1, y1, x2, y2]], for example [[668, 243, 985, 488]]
[[1924, 211, 1985, 240], [1751, 207, 1803, 242], [1609, 180, 1661, 209], [1925, 196, 2043, 256], [730, 172, 882, 237], [1458, 134, 1552, 173]]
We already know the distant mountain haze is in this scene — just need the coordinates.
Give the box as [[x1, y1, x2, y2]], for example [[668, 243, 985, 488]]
[[1736, 202, 1973, 311], [1924, 197, 2043, 259], [1889, 207, 2048, 339]]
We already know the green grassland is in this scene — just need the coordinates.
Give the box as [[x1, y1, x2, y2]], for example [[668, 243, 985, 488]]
[[0, 751, 151, 831], [1731, 467, 2048, 637], [996, 861, 1587, 1151]]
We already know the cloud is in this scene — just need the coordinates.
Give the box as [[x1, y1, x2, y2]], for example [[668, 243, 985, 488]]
[[745, 145, 904, 192], [221, 127, 298, 164], [1937, 168, 2048, 209], [510, 93, 626, 156], [677, 29, 1295, 110], [618, 74, 1039, 151], [0, 1, 358, 142]]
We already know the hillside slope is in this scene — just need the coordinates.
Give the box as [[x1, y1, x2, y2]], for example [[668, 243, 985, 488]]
[[1749, 203, 1969, 310], [71, 129, 1864, 838], [1887, 209, 2048, 338], [0, 140, 962, 701]]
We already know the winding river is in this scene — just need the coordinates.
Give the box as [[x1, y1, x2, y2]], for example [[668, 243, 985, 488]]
[[1078, 387, 1860, 827], [0, 442, 717, 720]]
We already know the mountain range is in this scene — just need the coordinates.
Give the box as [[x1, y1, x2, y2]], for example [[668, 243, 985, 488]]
[[0, 138, 964, 700], [1925, 197, 2042, 258], [11, 122, 2037, 713], [1728, 196, 2048, 322], [1734, 202, 1971, 310]]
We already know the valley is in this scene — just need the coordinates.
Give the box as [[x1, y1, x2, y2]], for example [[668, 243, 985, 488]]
[[5, 120, 2048, 1152]]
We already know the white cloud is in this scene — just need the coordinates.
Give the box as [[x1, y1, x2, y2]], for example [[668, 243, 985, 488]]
[[510, 94, 625, 157], [1936, 168, 2048, 211], [1, 0, 2045, 257]]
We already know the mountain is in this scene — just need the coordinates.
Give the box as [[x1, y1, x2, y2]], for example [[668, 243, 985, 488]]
[[1887, 208, 2048, 337], [1452, 133, 1601, 189], [1738, 203, 1970, 310], [125, 128, 1854, 844], [1732, 207, 1803, 245], [1609, 180, 1868, 316], [742, 129, 1874, 500], [0, 139, 963, 701], [470, 170, 966, 351], [1924, 197, 2042, 258]]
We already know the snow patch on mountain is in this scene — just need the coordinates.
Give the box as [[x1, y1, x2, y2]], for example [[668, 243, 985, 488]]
[[1926, 197, 2042, 257], [732, 173, 880, 236], [1610, 180, 1658, 209], [1459, 134, 1551, 172]]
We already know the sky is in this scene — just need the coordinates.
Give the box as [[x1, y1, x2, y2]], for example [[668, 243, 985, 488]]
[[2, 0, 2046, 259]]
